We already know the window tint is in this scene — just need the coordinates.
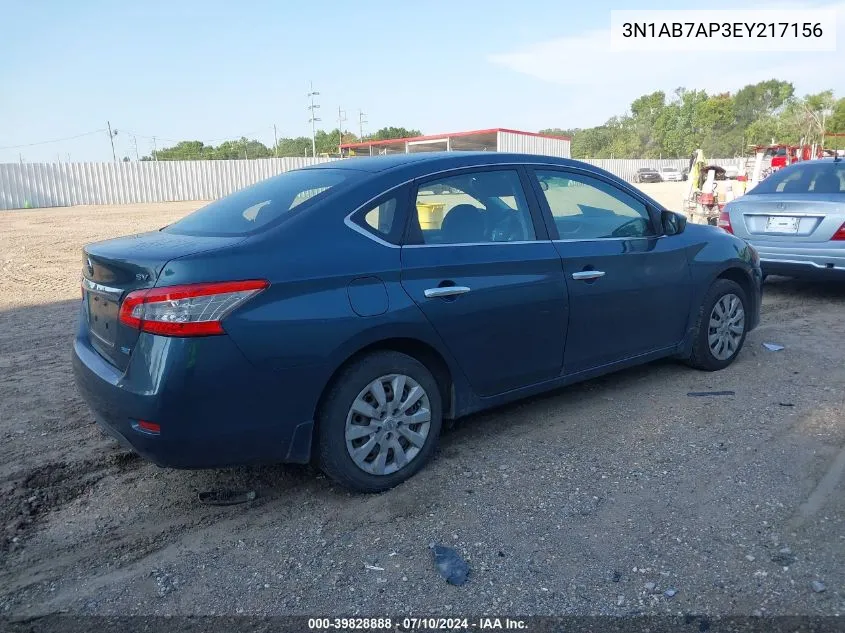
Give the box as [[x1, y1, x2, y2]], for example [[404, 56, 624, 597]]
[[535, 170, 655, 239], [164, 168, 350, 236], [362, 198, 398, 236], [414, 170, 536, 244], [748, 163, 845, 195]]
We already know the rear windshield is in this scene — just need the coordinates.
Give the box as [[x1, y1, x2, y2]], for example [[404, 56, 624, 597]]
[[164, 168, 351, 236], [749, 162, 845, 195]]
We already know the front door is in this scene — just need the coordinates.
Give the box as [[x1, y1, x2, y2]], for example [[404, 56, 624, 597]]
[[529, 168, 692, 375], [399, 167, 569, 397]]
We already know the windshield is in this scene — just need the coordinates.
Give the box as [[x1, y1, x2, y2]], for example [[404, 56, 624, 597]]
[[749, 162, 845, 195], [164, 168, 352, 236]]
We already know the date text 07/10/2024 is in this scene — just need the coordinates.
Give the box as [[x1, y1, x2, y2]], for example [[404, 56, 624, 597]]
[[307, 617, 528, 631]]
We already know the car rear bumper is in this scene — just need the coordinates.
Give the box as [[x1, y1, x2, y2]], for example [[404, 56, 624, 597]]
[[71, 304, 320, 468], [747, 240, 845, 279]]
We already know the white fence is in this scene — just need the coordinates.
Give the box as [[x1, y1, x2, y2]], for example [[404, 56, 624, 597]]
[[581, 158, 743, 183], [0, 155, 746, 211], [0, 157, 333, 210]]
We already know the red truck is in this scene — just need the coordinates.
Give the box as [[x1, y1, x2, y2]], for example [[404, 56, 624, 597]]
[[752, 144, 826, 170]]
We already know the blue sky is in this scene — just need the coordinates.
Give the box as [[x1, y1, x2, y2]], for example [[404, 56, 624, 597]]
[[1, 0, 842, 162]]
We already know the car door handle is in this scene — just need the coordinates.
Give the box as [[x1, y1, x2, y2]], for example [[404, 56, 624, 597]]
[[571, 270, 606, 281], [424, 286, 471, 298]]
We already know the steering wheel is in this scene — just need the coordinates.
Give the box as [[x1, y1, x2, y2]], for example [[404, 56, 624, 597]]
[[610, 218, 647, 238], [491, 214, 524, 241]]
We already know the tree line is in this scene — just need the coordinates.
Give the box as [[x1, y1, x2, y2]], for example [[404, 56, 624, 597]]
[[140, 80, 845, 162], [540, 80, 845, 159], [141, 126, 421, 161]]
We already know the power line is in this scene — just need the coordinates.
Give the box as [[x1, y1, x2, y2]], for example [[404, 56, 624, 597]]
[[120, 129, 267, 145], [359, 109, 368, 142], [337, 106, 347, 155], [0, 129, 105, 150], [307, 81, 321, 157]]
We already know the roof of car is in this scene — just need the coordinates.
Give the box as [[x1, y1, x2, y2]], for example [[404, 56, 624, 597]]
[[304, 151, 578, 174]]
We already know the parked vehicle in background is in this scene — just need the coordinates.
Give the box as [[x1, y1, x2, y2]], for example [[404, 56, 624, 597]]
[[633, 167, 662, 183], [659, 166, 683, 182], [750, 143, 829, 173], [722, 158, 845, 280], [73, 152, 762, 493]]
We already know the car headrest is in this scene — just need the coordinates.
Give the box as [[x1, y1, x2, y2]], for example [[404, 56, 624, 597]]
[[812, 172, 842, 194], [440, 204, 485, 244]]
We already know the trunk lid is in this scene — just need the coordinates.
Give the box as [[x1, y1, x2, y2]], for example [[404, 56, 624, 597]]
[[81, 230, 245, 369], [726, 194, 845, 242]]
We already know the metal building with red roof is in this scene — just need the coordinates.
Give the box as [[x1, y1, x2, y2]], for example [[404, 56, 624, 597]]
[[341, 128, 571, 158]]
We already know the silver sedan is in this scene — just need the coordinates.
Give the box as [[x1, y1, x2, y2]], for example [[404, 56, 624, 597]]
[[721, 158, 845, 280]]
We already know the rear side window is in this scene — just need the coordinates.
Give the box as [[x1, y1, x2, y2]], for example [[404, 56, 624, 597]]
[[750, 164, 845, 195], [164, 168, 351, 236], [363, 198, 398, 236], [411, 170, 536, 245]]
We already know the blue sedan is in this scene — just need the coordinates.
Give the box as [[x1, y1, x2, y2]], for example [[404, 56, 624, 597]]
[[73, 152, 762, 492]]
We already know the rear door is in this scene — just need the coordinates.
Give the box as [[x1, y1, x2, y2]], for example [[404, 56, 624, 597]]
[[528, 167, 692, 375], [399, 166, 568, 398]]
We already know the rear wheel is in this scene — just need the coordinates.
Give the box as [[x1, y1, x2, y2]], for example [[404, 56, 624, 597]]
[[686, 279, 748, 371], [317, 351, 443, 493]]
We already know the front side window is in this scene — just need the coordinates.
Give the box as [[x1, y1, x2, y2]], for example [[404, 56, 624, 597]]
[[164, 168, 351, 236], [535, 170, 655, 239], [413, 170, 536, 245]]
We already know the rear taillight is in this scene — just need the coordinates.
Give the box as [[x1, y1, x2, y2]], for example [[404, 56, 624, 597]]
[[119, 280, 268, 337], [832, 222, 845, 241], [717, 210, 734, 234], [137, 420, 161, 434]]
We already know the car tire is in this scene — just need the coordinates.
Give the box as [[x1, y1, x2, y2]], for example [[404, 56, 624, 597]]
[[317, 351, 443, 493], [685, 279, 749, 371]]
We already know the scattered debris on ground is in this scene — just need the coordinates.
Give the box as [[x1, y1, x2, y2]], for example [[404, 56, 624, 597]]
[[687, 390, 736, 397], [430, 544, 469, 586], [197, 490, 256, 506]]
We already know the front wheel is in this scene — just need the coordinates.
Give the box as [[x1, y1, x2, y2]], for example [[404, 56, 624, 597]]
[[685, 279, 749, 371], [317, 351, 443, 493]]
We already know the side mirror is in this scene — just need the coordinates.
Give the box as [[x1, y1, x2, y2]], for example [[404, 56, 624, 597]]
[[539, 180, 549, 191], [661, 210, 686, 236]]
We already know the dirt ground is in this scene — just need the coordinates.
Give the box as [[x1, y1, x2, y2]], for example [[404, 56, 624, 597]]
[[1, 185, 844, 618]]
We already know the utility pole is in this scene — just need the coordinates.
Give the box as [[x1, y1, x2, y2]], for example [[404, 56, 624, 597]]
[[130, 134, 139, 161], [307, 81, 320, 157], [273, 124, 279, 158], [152, 137, 158, 161], [337, 106, 347, 155], [106, 121, 118, 162], [358, 109, 367, 142]]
